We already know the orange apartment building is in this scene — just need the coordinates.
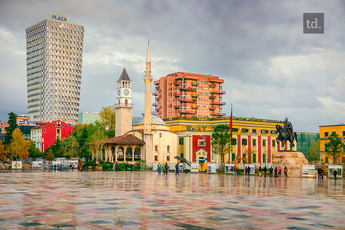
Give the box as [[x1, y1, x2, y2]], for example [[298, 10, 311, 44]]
[[153, 72, 225, 119]]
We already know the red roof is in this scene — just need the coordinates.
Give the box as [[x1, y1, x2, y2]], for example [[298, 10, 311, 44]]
[[104, 134, 145, 145]]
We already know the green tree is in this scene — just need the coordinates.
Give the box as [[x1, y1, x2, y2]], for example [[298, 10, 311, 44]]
[[99, 105, 116, 131], [90, 128, 107, 164], [325, 133, 344, 165], [211, 125, 231, 173], [64, 135, 79, 159], [51, 138, 64, 158], [306, 139, 320, 164], [4, 112, 18, 145], [26, 139, 41, 160]]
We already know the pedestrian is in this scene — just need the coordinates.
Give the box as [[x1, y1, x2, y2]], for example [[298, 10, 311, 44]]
[[234, 166, 237, 176], [248, 166, 251, 175], [284, 166, 288, 177], [165, 162, 169, 175], [245, 166, 248, 175], [114, 162, 116, 172], [278, 167, 282, 177], [130, 164, 133, 172], [259, 166, 262, 177], [320, 167, 324, 180], [263, 166, 267, 177], [333, 168, 337, 180], [175, 162, 179, 176], [125, 163, 128, 171], [158, 163, 162, 174], [135, 164, 138, 171], [274, 167, 278, 177], [269, 166, 273, 177]]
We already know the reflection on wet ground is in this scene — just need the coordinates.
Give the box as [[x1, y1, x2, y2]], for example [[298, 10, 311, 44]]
[[0, 171, 344, 229]]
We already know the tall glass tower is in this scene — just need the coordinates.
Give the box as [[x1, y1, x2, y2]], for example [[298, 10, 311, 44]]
[[26, 14, 84, 125]]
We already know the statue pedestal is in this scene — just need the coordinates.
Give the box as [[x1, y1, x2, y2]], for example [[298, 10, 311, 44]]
[[272, 151, 309, 177]]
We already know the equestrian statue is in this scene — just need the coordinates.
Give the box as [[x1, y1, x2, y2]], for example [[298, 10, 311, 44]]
[[276, 117, 298, 151]]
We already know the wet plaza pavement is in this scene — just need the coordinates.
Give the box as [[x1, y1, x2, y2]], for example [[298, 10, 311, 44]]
[[0, 171, 345, 229]]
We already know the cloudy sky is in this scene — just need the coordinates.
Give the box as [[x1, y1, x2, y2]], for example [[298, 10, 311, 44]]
[[0, 0, 344, 132]]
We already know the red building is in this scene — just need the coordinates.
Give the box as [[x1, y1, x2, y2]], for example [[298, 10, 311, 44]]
[[31, 120, 74, 152]]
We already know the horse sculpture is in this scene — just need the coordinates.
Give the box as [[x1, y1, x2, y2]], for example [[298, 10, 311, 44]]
[[276, 118, 298, 151]]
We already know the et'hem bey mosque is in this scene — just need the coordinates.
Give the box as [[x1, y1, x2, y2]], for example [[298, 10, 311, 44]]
[[102, 42, 179, 165]]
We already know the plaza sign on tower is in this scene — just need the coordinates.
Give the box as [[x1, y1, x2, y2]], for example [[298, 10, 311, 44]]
[[52, 14, 67, 21]]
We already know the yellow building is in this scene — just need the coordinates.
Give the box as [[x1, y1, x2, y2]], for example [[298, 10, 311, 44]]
[[319, 124, 345, 164], [165, 118, 293, 165]]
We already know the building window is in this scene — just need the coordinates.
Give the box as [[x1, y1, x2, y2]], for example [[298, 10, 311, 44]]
[[167, 145, 170, 152], [179, 138, 184, 145], [272, 140, 276, 147], [325, 156, 328, 163], [204, 81, 209, 84], [154, 154, 158, 161], [159, 133, 162, 138], [231, 139, 236, 145], [252, 129, 257, 133], [253, 154, 256, 163], [263, 154, 266, 163], [324, 132, 329, 137], [332, 131, 336, 135], [263, 140, 266, 147], [242, 139, 247, 146], [198, 139, 205, 146], [56, 129, 61, 139], [43, 129, 46, 133], [343, 131, 345, 136], [167, 154, 170, 161], [155, 145, 158, 151], [253, 139, 256, 146]]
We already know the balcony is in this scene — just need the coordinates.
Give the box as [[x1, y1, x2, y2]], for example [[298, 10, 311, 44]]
[[152, 92, 157, 96], [174, 104, 181, 109], [174, 80, 182, 86], [191, 81, 198, 86], [191, 93, 198, 98], [174, 93, 182, 97], [155, 85, 159, 90], [209, 106, 216, 110], [179, 87, 196, 91], [192, 104, 198, 109], [179, 98, 196, 103], [210, 90, 226, 94], [210, 101, 226, 105], [210, 112, 226, 116], [209, 95, 216, 99], [152, 103, 157, 107], [178, 109, 194, 114], [210, 84, 216, 88]]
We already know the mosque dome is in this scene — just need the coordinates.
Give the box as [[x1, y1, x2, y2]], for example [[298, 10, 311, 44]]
[[135, 115, 166, 125]]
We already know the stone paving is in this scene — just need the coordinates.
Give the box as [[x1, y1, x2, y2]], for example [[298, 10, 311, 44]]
[[0, 171, 344, 229]]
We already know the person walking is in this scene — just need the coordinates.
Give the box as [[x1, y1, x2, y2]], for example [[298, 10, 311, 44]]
[[165, 162, 169, 175], [269, 166, 273, 177], [158, 163, 162, 174], [278, 167, 282, 177], [333, 168, 337, 180], [135, 164, 138, 171], [263, 166, 267, 177], [259, 166, 262, 177], [274, 167, 278, 177], [125, 163, 128, 171], [130, 164, 133, 172], [284, 166, 288, 177], [175, 162, 179, 176]]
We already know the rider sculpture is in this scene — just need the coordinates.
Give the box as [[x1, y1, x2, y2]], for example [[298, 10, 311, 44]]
[[276, 117, 297, 151]]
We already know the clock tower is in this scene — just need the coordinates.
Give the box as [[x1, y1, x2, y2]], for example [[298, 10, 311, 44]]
[[115, 68, 133, 137]]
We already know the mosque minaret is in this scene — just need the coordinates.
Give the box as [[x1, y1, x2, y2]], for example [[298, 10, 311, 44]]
[[143, 41, 153, 162]]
